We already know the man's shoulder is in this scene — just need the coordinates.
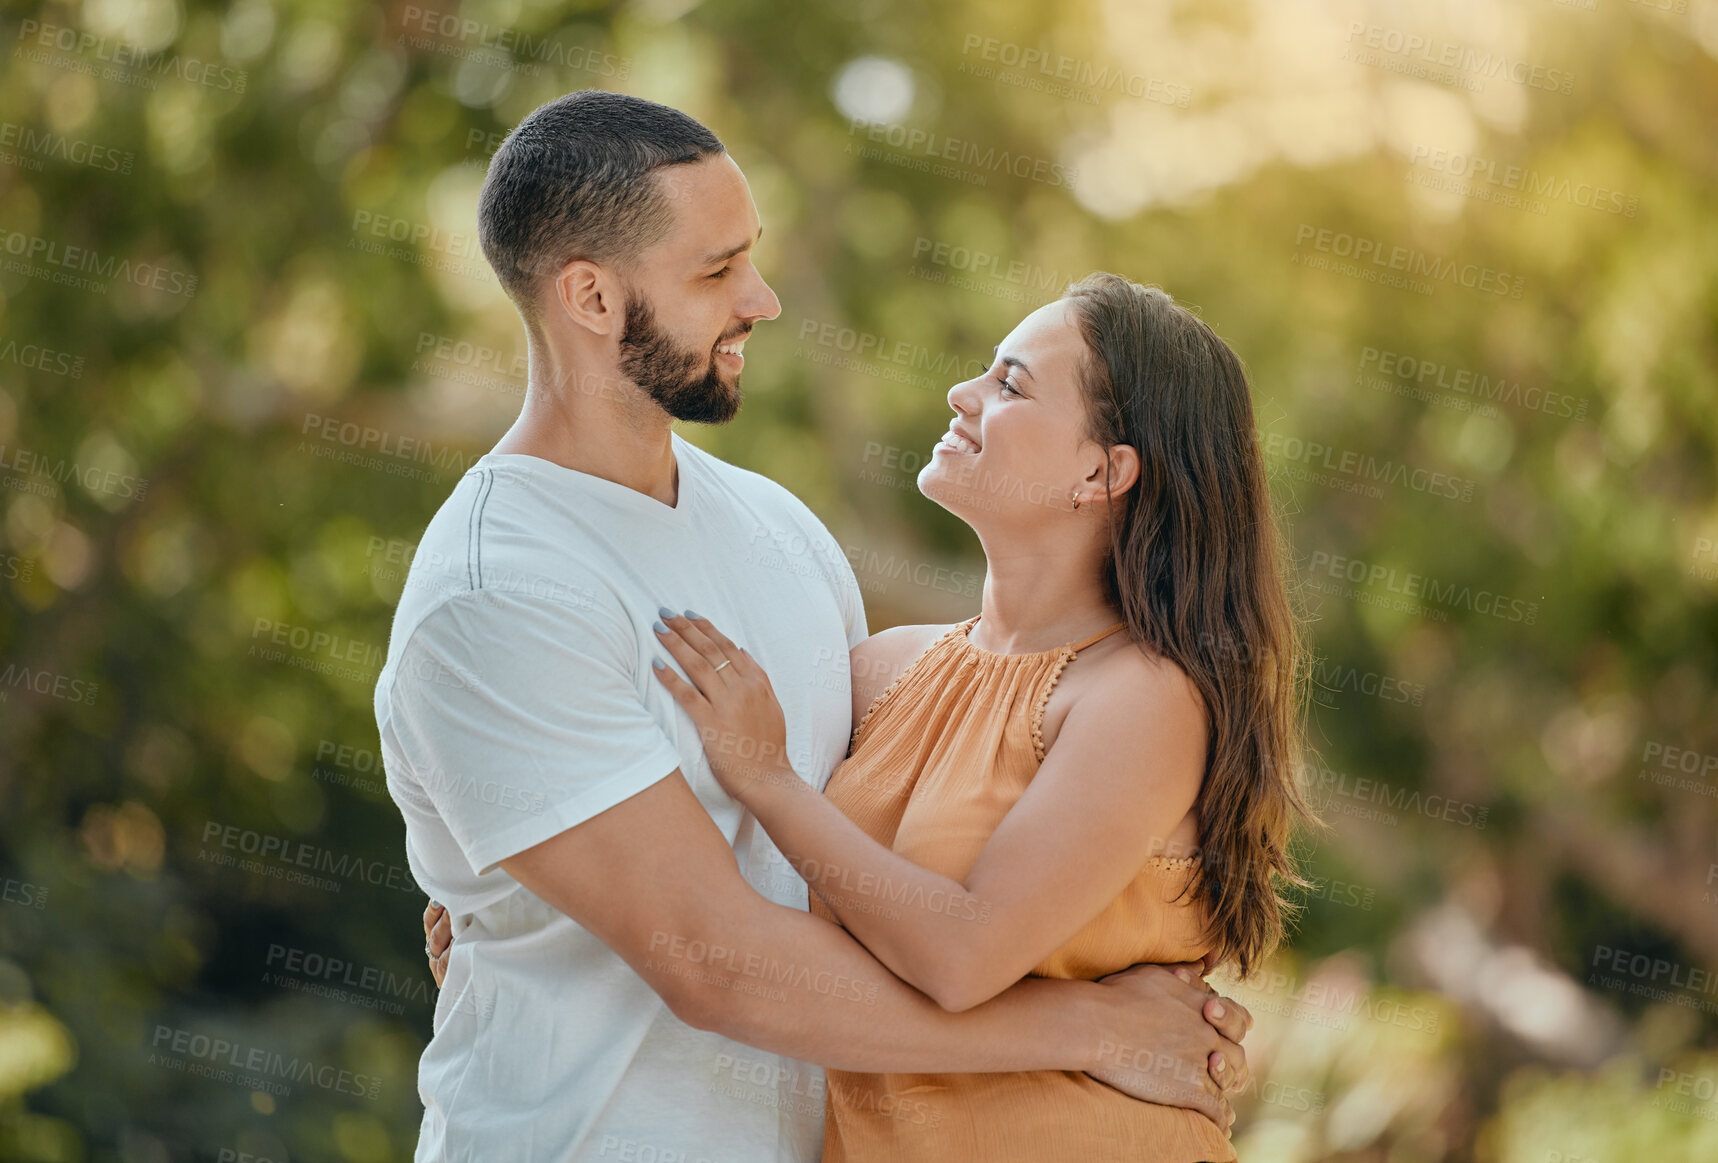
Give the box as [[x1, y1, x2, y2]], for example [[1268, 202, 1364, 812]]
[[683, 436, 834, 533], [407, 463, 611, 606]]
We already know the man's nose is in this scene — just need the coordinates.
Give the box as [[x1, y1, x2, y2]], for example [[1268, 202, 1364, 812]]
[[742, 267, 782, 322]]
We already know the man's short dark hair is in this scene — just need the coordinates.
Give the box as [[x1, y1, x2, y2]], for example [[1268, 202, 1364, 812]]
[[477, 90, 726, 328]]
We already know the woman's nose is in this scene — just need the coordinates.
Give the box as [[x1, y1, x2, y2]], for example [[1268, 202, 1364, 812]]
[[947, 374, 981, 415]]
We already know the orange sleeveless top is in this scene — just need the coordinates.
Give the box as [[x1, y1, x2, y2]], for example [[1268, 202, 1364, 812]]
[[814, 616, 1233, 1163]]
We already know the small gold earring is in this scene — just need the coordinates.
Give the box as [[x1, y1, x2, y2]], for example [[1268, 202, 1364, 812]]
[[1072, 492, 1081, 511]]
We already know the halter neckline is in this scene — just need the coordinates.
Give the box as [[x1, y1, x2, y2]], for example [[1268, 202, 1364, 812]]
[[954, 615, 1127, 659]]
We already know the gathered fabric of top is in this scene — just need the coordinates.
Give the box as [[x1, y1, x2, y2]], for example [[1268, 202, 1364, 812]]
[[814, 615, 1234, 1163]]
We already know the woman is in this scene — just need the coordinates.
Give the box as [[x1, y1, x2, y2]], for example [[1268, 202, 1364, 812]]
[[428, 272, 1313, 1161]]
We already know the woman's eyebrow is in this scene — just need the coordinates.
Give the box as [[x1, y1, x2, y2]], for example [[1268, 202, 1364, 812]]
[[992, 347, 1035, 380]]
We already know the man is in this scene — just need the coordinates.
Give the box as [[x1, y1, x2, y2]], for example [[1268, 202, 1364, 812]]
[[375, 89, 1252, 1162]]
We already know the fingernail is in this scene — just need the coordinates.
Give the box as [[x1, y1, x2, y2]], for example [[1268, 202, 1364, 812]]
[[658, 606, 677, 620], [683, 608, 701, 620], [1211, 1001, 1225, 1019], [1213, 1054, 1226, 1073], [653, 619, 670, 634], [652, 658, 666, 670], [1175, 968, 1192, 983]]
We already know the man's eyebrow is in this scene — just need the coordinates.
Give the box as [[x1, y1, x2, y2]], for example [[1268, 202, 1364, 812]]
[[993, 346, 1035, 380], [697, 224, 763, 268]]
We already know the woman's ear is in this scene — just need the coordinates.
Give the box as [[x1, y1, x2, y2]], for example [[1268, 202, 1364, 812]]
[[1086, 444, 1140, 504]]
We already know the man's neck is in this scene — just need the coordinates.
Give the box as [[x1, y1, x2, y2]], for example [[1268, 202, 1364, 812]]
[[493, 375, 680, 508]]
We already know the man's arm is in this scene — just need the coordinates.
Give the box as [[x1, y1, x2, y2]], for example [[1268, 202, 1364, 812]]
[[499, 769, 1248, 1125]]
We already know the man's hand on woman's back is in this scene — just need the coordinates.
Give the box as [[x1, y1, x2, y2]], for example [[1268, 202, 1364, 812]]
[[1084, 961, 1252, 1134], [425, 900, 451, 989]]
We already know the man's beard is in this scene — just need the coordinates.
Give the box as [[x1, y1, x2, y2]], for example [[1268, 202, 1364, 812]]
[[618, 288, 743, 425]]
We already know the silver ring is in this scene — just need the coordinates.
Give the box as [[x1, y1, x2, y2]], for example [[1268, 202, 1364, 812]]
[[425, 943, 434, 957], [712, 659, 732, 673]]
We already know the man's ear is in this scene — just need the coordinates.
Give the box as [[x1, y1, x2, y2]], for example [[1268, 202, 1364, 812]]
[[549, 260, 624, 338]]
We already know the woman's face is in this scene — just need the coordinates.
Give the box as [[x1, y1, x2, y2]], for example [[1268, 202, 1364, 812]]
[[918, 299, 1104, 521]]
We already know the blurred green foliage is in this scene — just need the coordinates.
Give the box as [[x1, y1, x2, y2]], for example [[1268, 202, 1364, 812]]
[[1, 0, 1716, 1160]]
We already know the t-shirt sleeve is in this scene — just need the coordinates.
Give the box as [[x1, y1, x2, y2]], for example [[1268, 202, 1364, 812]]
[[806, 517, 867, 650], [837, 545, 869, 650], [386, 592, 683, 876]]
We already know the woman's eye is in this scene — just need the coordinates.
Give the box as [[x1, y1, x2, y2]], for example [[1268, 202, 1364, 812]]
[[998, 376, 1020, 396]]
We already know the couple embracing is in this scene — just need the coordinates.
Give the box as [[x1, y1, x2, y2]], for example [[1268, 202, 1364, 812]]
[[374, 88, 1313, 1163]]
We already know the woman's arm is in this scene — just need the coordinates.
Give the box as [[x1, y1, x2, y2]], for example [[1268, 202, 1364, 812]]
[[652, 611, 1208, 1013]]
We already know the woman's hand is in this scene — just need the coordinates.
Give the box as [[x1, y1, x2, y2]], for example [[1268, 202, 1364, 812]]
[[423, 900, 451, 989], [650, 609, 795, 803]]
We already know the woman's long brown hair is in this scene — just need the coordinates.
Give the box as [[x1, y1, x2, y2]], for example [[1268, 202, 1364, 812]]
[[1064, 271, 1319, 978]]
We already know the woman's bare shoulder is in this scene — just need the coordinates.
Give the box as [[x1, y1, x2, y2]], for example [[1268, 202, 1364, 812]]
[[1043, 635, 1207, 755], [850, 623, 957, 710]]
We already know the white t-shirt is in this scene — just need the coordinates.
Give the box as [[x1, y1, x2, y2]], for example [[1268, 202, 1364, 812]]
[[373, 432, 868, 1163]]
